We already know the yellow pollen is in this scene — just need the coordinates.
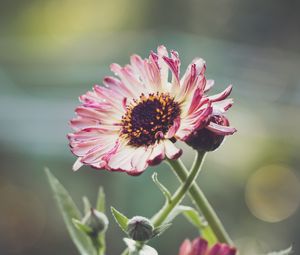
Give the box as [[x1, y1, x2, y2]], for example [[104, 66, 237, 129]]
[[120, 92, 181, 147]]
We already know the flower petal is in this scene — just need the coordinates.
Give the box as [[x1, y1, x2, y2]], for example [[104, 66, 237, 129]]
[[147, 142, 165, 166], [163, 50, 181, 91], [212, 98, 234, 114], [179, 239, 192, 255], [164, 140, 182, 160], [204, 79, 214, 92], [107, 144, 151, 175], [206, 122, 237, 135], [166, 117, 181, 139], [131, 146, 152, 173], [110, 63, 143, 98], [107, 145, 136, 172], [208, 85, 232, 102], [176, 58, 207, 105], [191, 238, 208, 255], [72, 158, 83, 171]]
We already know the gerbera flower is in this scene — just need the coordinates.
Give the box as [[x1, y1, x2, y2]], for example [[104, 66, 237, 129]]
[[68, 46, 236, 175], [178, 237, 237, 255]]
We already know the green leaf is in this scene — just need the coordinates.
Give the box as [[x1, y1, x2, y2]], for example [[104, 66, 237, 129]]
[[152, 223, 172, 238], [72, 218, 92, 235], [111, 206, 129, 233], [182, 207, 217, 245], [152, 172, 172, 203], [96, 187, 107, 255], [182, 207, 205, 229], [82, 196, 91, 215], [45, 168, 96, 255], [97, 186, 106, 213], [165, 205, 217, 245], [200, 225, 218, 246], [165, 205, 199, 224], [267, 247, 293, 255]]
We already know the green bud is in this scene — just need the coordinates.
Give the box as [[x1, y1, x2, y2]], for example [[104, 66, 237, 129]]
[[127, 216, 154, 242], [82, 208, 109, 237]]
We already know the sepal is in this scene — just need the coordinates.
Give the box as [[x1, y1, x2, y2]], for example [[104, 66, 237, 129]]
[[80, 208, 109, 237], [152, 172, 172, 203], [111, 206, 129, 233], [152, 223, 172, 238]]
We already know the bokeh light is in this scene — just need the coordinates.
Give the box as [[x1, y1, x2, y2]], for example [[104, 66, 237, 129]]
[[245, 165, 300, 223]]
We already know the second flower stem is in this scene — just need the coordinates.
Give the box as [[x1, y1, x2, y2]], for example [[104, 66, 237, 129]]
[[167, 156, 233, 245], [152, 150, 206, 227]]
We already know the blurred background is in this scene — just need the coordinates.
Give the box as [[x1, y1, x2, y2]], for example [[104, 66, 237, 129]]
[[1, 0, 300, 254]]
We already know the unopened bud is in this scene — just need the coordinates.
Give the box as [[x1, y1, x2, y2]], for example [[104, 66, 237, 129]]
[[127, 216, 154, 242], [186, 115, 229, 152], [82, 208, 108, 237]]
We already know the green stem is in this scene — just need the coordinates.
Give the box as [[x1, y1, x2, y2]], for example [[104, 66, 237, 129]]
[[167, 157, 233, 245], [91, 234, 105, 255], [152, 150, 206, 227], [98, 234, 105, 255], [122, 152, 205, 255]]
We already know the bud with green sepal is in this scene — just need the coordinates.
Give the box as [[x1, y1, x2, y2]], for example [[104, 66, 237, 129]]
[[111, 207, 172, 243], [73, 208, 108, 237], [71, 187, 108, 255], [127, 216, 154, 242]]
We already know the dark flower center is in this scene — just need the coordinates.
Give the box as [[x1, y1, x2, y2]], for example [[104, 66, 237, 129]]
[[121, 93, 181, 147]]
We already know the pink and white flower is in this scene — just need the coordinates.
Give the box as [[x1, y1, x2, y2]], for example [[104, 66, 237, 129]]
[[68, 46, 236, 175], [179, 237, 237, 255]]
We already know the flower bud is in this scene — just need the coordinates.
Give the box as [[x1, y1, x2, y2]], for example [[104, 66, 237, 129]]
[[127, 216, 154, 242], [82, 208, 108, 237], [185, 115, 229, 152]]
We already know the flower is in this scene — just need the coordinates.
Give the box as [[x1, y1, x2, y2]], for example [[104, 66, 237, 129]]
[[178, 237, 237, 255], [68, 45, 235, 175]]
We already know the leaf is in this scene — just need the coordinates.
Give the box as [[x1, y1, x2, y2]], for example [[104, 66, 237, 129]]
[[72, 218, 92, 235], [82, 196, 91, 215], [181, 207, 217, 245], [123, 238, 158, 255], [97, 186, 106, 213], [165, 205, 217, 245], [200, 225, 218, 246], [267, 247, 293, 255], [183, 207, 206, 229], [111, 206, 129, 233], [152, 223, 172, 238], [45, 168, 96, 255], [165, 205, 201, 224], [152, 172, 172, 203], [96, 187, 107, 255]]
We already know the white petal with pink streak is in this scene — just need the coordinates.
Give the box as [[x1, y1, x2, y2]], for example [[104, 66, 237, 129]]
[[164, 140, 182, 160]]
